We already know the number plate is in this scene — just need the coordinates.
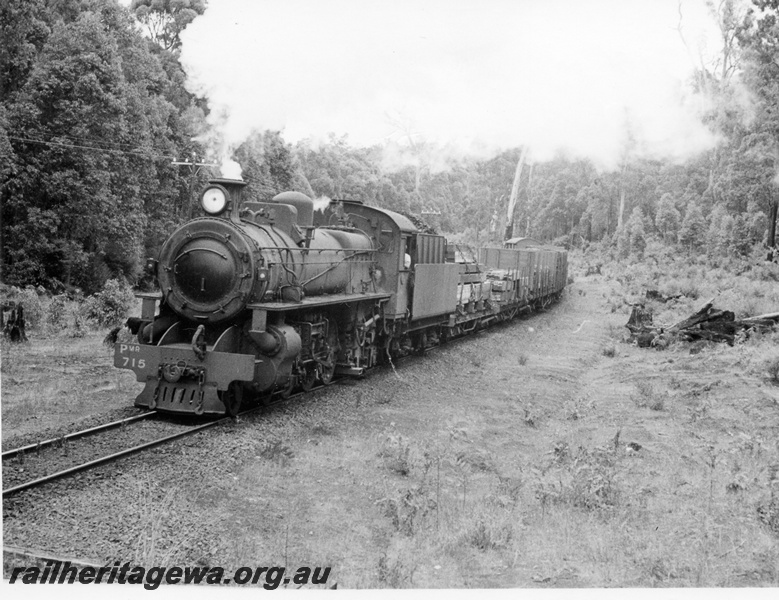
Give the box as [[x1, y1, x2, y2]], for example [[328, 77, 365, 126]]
[[114, 343, 149, 373]]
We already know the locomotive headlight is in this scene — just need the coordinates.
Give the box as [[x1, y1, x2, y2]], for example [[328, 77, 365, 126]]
[[201, 186, 228, 215]]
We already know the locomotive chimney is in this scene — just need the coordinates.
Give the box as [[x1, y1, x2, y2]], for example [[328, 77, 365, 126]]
[[271, 191, 314, 228]]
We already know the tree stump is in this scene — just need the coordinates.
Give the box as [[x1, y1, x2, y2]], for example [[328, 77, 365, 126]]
[[2, 302, 28, 342]]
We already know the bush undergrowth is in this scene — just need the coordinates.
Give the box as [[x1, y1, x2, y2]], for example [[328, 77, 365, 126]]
[[1, 279, 136, 336]]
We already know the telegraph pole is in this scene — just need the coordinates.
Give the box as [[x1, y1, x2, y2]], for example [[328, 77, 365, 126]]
[[172, 153, 217, 219]]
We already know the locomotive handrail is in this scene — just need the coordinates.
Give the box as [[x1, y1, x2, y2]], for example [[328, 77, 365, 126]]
[[174, 247, 228, 261], [258, 245, 377, 253], [247, 291, 391, 312]]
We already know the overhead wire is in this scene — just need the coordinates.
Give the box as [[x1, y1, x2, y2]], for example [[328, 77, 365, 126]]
[[9, 135, 291, 193], [8, 135, 177, 161], [28, 130, 167, 153]]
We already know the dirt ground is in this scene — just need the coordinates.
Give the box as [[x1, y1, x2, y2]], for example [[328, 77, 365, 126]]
[[3, 271, 779, 587], [1, 334, 139, 442]]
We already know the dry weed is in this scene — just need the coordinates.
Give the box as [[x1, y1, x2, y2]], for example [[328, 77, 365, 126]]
[[632, 380, 665, 411], [377, 485, 436, 537], [257, 440, 294, 466], [380, 435, 409, 474], [535, 445, 620, 513]]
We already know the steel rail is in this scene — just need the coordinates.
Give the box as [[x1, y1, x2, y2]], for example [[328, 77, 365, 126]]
[[0, 317, 509, 499], [1, 321, 511, 498], [0, 385, 325, 498], [1, 355, 456, 498], [2, 414, 238, 497], [1, 411, 159, 460]]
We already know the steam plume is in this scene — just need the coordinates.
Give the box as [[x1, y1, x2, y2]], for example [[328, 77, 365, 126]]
[[180, 0, 722, 170]]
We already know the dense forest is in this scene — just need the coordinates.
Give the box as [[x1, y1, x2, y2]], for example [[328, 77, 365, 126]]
[[3, 0, 779, 295]]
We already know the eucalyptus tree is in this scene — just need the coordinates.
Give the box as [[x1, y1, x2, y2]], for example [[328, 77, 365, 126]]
[[737, 0, 779, 246], [1, 0, 208, 292], [130, 0, 206, 53], [655, 193, 681, 243]]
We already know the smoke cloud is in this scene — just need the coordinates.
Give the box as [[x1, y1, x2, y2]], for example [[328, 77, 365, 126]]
[[312, 196, 332, 213], [180, 0, 722, 170]]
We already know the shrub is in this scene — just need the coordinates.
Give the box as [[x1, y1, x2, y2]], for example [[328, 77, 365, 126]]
[[376, 551, 416, 587], [379, 434, 413, 476], [378, 434, 413, 477], [535, 445, 619, 512], [565, 395, 594, 420], [750, 261, 779, 283], [70, 308, 87, 338], [649, 396, 665, 411], [47, 296, 68, 328], [83, 279, 134, 328], [377, 485, 435, 536], [567, 447, 619, 510], [1, 286, 45, 329], [454, 449, 496, 473], [765, 356, 779, 385], [466, 519, 513, 551], [756, 466, 779, 536], [631, 379, 667, 410], [257, 440, 294, 465]]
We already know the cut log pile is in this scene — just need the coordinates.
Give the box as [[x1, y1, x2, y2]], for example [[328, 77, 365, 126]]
[[626, 294, 779, 347]]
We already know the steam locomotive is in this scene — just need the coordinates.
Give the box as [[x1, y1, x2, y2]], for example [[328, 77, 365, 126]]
[[115, 179, 567, 416]]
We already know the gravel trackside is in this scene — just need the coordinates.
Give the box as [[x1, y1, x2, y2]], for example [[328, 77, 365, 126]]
[[4, 273, 779, 587]]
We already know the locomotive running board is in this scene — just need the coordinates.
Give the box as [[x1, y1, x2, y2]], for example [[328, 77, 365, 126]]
[[248, 292, 391, 312]]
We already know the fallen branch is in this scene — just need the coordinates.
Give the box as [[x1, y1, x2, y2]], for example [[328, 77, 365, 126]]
[[668, 298, 714, 332], [626, 298, 779, 348]]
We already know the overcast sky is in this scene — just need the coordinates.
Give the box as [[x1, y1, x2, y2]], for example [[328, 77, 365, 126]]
[[177, 0, 725, 170]]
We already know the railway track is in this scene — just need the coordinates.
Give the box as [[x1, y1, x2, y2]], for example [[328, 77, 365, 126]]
[[1, 383, 336, 498], [3, 417, 223, 497], [2, 408, 255, 498], [2, 313, 531, 499], [1, 411, 159, 460]]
